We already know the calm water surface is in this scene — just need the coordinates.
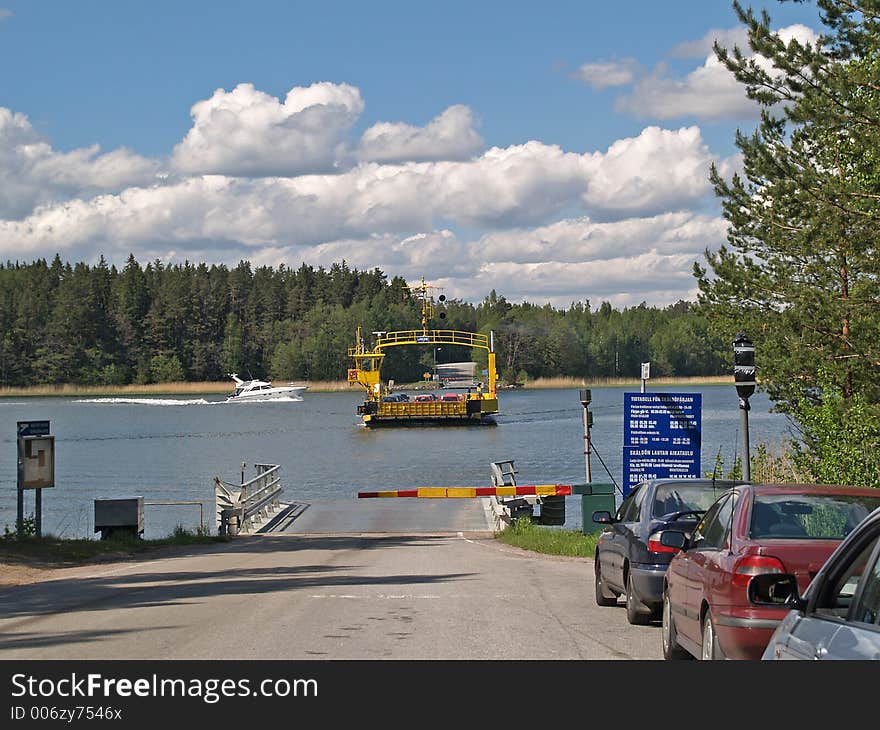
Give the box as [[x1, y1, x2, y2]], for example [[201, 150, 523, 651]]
[[0, 386, 794, 538]]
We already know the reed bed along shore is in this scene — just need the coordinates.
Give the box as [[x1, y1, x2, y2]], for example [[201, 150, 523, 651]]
[[0, 380, 346, 398], [521, 375, 733, 389], [0, 382, 234, 398], [0, 375, 733, 398]]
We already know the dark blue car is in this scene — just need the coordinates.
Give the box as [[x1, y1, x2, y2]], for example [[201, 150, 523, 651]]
[[593, 478, 745, 624]]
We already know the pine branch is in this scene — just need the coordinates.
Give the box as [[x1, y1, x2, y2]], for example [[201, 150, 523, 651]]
[[835, 0, 880, 22]]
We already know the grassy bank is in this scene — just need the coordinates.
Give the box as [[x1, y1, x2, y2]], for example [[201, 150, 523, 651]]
[[0, 527, 225, 569], [495, 518, 599, 557]]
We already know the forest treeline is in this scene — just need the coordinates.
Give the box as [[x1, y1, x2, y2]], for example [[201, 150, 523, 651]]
[[0, 254, 728, 387]]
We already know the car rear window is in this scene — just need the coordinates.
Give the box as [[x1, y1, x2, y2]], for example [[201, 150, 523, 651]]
[[651, 483, 726, 518], [750, 493, 880, 540]]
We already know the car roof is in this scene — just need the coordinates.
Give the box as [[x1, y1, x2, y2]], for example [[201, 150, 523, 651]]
[[642, 478, 745, 489], [748, 483, 880, 497]]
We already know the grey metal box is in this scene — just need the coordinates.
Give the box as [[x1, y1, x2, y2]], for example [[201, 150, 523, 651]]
[[94, 497, 144, 533]]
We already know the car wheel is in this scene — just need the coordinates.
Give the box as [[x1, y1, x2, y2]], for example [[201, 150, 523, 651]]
[[625, 571, 651, 625], [661, 589, 690, 660], [594, 555, 618, 607], [701, 610, 724, 660]]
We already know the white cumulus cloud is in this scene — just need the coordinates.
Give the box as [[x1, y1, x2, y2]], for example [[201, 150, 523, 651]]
[[615, 24, 820, 121], [670, 27, 750, 58], [571, 59, 640, 90], [582, 126, 716, 214], [171, 81, 364, 177], [359, 105, 484, 163], [615, 57, 757, 121], [0, 123, 722, 253], [475, 212, 727, 265], [435, 252, 706, 310], [0, 107, 161, 220]]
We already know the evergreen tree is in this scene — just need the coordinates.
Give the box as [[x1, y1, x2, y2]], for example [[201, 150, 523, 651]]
[[0, 254, 732, 387], [221, 312, 244, 376], [695, 0, 880, 482]]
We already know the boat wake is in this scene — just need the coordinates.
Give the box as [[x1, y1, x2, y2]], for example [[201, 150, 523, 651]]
[[75, 397, 214, 406], [224, 395, 304, 403]]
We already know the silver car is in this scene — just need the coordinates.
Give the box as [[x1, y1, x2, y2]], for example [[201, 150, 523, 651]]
[[753, 504, 880, 660]]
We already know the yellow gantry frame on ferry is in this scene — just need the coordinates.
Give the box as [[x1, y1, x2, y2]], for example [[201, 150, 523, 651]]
[[347, 326, 498, 401]]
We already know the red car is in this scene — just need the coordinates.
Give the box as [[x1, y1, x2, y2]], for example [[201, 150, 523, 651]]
[[660, 483, 880, 660]]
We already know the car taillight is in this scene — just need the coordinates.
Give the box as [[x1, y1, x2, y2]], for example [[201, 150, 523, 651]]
[[732, 555, 785, 588], [648, 531, 679, 554]]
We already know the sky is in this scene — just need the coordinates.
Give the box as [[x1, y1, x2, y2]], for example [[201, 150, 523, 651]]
[[0, 0, 822, 308]]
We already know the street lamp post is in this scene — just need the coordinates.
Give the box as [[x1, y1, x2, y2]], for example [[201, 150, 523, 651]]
[[733, 333, 756, 481]]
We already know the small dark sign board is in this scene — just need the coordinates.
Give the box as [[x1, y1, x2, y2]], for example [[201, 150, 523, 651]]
[[18, 420, 50, 437]]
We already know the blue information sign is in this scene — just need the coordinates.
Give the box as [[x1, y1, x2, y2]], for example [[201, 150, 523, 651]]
[[622, 393, 701, 495]]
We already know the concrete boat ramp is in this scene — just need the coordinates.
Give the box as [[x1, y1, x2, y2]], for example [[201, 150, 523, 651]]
[[259, 497, 498, 536], [216, 463, 501, 537]]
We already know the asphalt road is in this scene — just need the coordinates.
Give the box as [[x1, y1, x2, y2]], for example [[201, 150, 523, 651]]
[[0, 526, 662, 660]]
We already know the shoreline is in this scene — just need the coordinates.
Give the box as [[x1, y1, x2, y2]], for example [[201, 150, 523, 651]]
[[0, 375, 734, 398]]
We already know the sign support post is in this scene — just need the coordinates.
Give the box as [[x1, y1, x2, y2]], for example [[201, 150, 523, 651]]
[[16, 484, 24, 536], [579, 389, 592, 483]]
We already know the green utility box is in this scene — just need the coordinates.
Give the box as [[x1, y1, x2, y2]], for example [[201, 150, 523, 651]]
[[571, 483, 617, 535]]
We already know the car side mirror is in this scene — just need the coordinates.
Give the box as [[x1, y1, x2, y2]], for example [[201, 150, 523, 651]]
[[592, 510, 613, 525], [659, 530, 687, 551], [748, 573, 805, 609]]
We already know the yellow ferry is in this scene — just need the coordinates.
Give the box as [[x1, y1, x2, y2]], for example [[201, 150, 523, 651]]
[[347, 279, 499, 426]]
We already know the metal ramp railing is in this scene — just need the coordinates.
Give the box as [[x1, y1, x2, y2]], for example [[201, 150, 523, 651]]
[[215, 463, 284, 536], [490, 460, 518, 487]]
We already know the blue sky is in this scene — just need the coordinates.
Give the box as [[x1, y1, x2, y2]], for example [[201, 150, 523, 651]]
[[0, 1, 821, 307]]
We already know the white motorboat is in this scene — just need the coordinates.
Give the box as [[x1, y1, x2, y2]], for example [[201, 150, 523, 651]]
[[227, 373, 307, 402]]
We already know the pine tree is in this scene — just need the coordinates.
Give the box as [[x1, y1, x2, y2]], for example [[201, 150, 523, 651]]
[[696, 0, 880, 411], [110, 254, 150, 381], [695, 0, 880, 484]]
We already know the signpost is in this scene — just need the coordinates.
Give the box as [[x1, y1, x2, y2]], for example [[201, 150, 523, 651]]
[[733, 333, 756, 481], [622, 393, 701, 495], [16, 420, 54, 538]]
